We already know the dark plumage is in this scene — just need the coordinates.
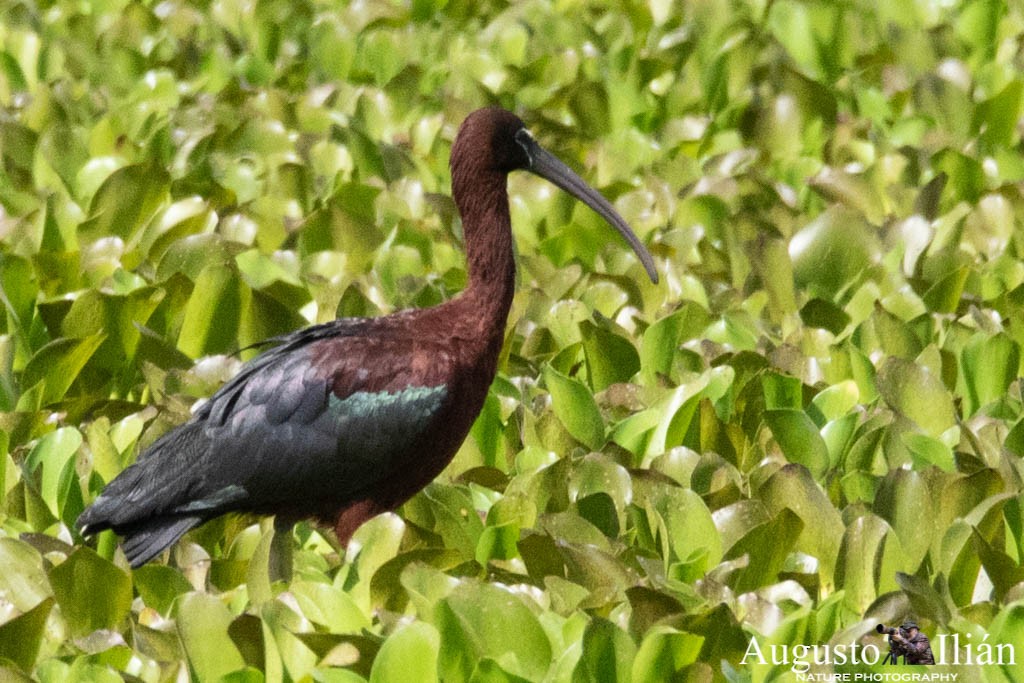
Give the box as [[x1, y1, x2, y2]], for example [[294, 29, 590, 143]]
[[77, 107, 658, 567]]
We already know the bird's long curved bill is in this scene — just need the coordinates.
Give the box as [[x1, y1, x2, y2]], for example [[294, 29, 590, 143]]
[[518, 131, 658, 284]]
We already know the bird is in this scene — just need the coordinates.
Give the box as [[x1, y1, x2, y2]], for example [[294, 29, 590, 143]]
[[76, 106, 658, 567]]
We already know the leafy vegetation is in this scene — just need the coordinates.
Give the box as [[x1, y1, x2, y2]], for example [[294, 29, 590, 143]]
[[2, 0, 1024, 680]]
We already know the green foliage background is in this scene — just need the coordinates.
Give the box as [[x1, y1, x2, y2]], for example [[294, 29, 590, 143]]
[[2, 0, 1024, 680]]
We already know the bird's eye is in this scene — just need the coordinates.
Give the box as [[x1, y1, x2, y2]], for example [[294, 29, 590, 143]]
[[514, 129, 535, 168]]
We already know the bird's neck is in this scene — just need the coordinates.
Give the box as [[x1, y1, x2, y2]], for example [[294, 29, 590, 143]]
[[455, 170, 516, 332]]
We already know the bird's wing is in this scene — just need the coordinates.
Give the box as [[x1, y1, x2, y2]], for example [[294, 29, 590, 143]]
[[78, 317, 452, 541], [196, 328, 453, 512]]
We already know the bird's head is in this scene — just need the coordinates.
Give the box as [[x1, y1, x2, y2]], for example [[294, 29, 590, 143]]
[[451, 107, 530, 173], [451, 106, 658, 284]]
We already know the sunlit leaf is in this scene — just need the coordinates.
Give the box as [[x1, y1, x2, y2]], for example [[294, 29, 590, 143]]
[[759, 464, 844, 584], [632, 625, 704, 681], [874, 469, 934, 569], [726, 509, 804, 593], [961, 333, 1019, 417], [177, 263, 249, 357], [639, 303, 710, 385], [48, 547, 131, 637], [789, 207, 880, 300], [764, 410, 831, 476], [133, 565, 195, 614], [21, 334, 105, 406], [573, 618, 635, 683], [175, 592, 247, 681], [4, 0, 1024, 678], [579, 320, 639, 391], [369, 621, 439, 683], [836, 514, 906, 613], [542, 365, 605, 451], [0, 539, 51, 612], [78, 162, 170, 241], [0, 598, 53, 672], [434, 581, 553, 682], [875, 357, 956, 438]]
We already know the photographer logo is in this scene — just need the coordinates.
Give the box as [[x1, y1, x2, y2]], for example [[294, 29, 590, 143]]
[[739, 618, 1016, 680], [874, 621, 933, 665]]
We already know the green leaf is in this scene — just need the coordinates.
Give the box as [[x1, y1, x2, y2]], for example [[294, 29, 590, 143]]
[[175, 592, 247, 681], [542, 365, 605, 451], [975, 79, 1024, 148], [0, 539, 51, 613], [177, 263, 249, 357], [138, 197, 214, 261], [790, 208, 879, 300], [646, 485, 721, 570], [476, 522, 521, 564], [875, 357, 956, 437], [725, 508, 804, 593], [751, 234, 799, 321], [156, 234, 239, 281], [867, 304, 922, 359], [24, 427, 83, 522], [372, 549, 464, 614], [61, 287, 165, 371], [47, 547, 132, 637], [0, 598, 53, 672], [762, 373, 803, 411], [955, 0, 1004, 61], [310, 17, 356, 80], [21, 333, 106, 406], [78, 162, 170, 241], [640, 303, 710, 385], [821, 413, 857, 463], [809, 167, 887, 225], [0, 253, 37, 339], [988, 603, 1024, 682], [922, 265, 969, 313], [961, 333, 1019, 416], [811, 380, 858, 421], [759, 464, 844, 585], [557, 540, 634, 606], [836, 514, 906, 613], [972, 529, 1024, 602], [894, 572, 952, 626], [133, 565, 194, 614], [260, 598, 319, 681], [709, 501, 770, 557], [573, 618, 635, 683], [579, 320, 639, 391], [632, 625, 704, 681], [409, 483, 484, 559], [469, 392, 504, 469], [435, 581, 552, 682], [359, 31, 406, 86], [764, 410, 831, 476], [874, 469, 934, 569], [370, 621, 439, 683], [292, 581, 370, 634], [933, 148, 986, 204], [902, 432, 955, 472], [800, 298, 851, 335]]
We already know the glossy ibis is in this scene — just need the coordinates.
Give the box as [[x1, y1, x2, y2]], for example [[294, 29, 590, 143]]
[[77, 107, 658, 567]]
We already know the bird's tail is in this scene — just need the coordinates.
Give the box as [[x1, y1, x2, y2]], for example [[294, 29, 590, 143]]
[[118, 515, 204, 568], [78, 496, 205, 568], [76, 422, 211, 567]]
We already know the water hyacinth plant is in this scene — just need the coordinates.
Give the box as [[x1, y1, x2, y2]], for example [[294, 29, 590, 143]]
[[1, 0, 1023, 681]]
